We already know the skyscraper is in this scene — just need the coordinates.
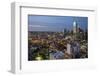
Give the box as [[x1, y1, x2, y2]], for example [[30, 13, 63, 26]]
[[73, 21, 77, 34], [73, 21, 79, 40], [63, 28, 67, 38]]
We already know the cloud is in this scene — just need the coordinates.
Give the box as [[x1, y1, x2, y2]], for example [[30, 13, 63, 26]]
[[29, 25, 48, 28]]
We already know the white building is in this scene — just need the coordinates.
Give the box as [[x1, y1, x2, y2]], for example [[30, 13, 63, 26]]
[[73, 21, 77, 33], [73, 20, 80, 33]]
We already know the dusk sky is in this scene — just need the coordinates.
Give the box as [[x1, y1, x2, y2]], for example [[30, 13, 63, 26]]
[[28, 15, 88, 32]]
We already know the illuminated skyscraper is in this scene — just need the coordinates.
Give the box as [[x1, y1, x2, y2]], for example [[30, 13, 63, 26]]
[[73, 21, 79, 40], [73, 21, 77, 34]]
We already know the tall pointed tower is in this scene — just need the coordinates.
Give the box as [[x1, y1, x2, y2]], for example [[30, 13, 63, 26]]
[[73, 20, 78, 40], [73, 21, 77, 34]]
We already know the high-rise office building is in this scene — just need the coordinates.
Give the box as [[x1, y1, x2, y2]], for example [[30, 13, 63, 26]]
[[73, 21, 77, 33]]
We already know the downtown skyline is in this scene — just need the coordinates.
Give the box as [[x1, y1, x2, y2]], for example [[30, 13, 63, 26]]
[[28, 15, 88, 32]]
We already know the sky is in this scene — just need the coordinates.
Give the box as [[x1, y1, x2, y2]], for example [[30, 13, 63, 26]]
[[28, 15, 88, 32]]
